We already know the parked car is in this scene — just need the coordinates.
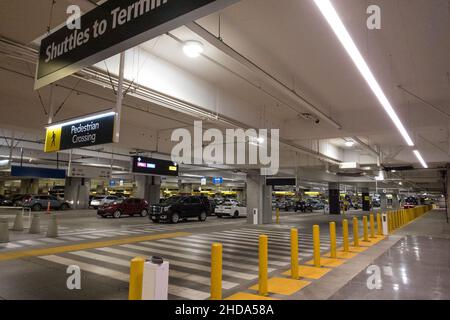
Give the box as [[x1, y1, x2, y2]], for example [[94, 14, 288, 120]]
[[90, 195, 120, 209], [0, 195, 13, 206], [215, 199, 247, 218], [97, 198, 149, 219], [294, 201, 313, 213], [308, 199, 325, 210], [21, 195, 70, 211], [11, 194, 30, 207], [274, 200, 294, 211], [149, 196, 210, 224]]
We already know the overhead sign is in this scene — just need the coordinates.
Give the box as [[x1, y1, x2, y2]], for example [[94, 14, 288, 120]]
[[266, 177, 296, 186], [201, 177, 207, 186], [68, 164, 112, 179], [35, 0, 240, 89], [213, 177, 223, 184], [44, 112, 115, 153], [11, 166, 66, 179], [132, 156, 178, 177]]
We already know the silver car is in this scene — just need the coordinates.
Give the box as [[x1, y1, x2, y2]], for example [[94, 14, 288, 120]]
[[90, 195, 119, 209]]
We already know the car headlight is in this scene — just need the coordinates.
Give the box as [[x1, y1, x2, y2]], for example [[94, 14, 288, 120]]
[[163, 206, 171, 212]]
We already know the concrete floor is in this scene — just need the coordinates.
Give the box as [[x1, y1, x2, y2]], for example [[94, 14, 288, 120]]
[[1, 208, 447, 300]]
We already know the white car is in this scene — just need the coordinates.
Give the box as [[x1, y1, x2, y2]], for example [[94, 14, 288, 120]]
[[90, 195, 119, 209], [215, 200, 247, 218]]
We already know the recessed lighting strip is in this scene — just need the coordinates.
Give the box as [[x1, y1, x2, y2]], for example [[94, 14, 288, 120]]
[[413, 150, 428, 168], [313, 0, 415, 146]]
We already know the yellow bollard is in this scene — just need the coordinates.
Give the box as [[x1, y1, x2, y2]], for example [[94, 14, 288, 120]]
[[377, 213, 382, 236], [258, 235, 268, 296], [342, 219, 349, 252], [369, 214, 375, 238], [363, 216, 369, 242], [290, 228, 299, 279], [211, 243, 223, 300], [276, 208, 280, 225], [353, 217, 359, 247], [129, 257, 145, 300], [313, 225, 321, 267], [330, 222, 337, 258]]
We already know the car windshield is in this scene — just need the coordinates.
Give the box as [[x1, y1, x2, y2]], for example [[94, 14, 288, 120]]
[[161, 196, 183, 205], [93, 196, 105, 200]]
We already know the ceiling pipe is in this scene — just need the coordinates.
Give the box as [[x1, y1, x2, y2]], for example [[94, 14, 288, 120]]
[[351, 136, 380, 158], [186, 21, 342, 130]]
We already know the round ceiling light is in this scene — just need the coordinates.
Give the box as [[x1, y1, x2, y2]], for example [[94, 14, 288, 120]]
[[345, 140, 354, 147], [182, 40, 204, 58]]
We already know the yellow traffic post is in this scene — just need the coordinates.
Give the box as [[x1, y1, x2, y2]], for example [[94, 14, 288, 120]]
[[353, 217, 359, 247], [290, 228, 299, 279], [377, 213, 382, 236], [276, 208, 280, 225], [329, 222, 337, 258], [369, 214, 375, 238], [313, 225, 321, 267], [363, 216, 369, 242], [342, 219, 349, 252], [258, 235, 268, 296], [211, 243, 223, 300], [129, 257, 144, 300]]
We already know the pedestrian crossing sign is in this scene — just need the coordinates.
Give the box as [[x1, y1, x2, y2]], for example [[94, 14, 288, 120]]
[[44, 126, 62, 152]]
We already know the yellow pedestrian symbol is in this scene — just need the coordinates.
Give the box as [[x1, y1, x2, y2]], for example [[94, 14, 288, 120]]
[[45, 126, 61, 152]]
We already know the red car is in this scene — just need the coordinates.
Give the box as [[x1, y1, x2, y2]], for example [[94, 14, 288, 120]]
[[97, 198, 149, 219]]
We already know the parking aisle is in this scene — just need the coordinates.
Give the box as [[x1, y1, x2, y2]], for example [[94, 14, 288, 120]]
[[32, 225, 343, 300]]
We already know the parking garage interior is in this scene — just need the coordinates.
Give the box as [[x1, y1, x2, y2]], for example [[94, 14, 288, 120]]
[[0, 0, 449, 308]]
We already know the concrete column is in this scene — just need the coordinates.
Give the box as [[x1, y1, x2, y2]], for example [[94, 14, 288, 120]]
[[96, 181, 106, 195], [246, 171, 272, 224], [135, 175, 161, 204], [20, 179, 39, 194], [179, 184, 193, 195], [0, 180, 5, 196], [65, 177, 90, 209], [380, 191, 388, 211], [361, 187, 370, 212], [328, 182, 340, 215], [392, 191, 400, 209]]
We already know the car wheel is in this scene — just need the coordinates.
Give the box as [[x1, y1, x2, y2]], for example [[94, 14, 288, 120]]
[[113, 210, 122, 219], [233, 211, 240, 218], [60, 204, 69, 211], [32, 204, 42, 211], [140, 209, 148, 217], [171, 212, 180, 224], [199, 211, 207, 222]]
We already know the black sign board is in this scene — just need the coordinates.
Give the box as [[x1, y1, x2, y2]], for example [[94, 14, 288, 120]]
[[132, 156, 179, 177], [45, 113, 115, 152], [266, 178, 296, 186], [35, 0, 239, 89]]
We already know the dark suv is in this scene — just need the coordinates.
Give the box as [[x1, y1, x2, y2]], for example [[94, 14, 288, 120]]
[[149, 196, 211, 224]]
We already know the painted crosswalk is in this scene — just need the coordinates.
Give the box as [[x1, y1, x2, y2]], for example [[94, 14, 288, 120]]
[[0, 219, 243, 251], [33, 226, 342, 300]]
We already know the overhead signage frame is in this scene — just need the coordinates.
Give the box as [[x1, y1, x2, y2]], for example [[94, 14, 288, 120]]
[[35, 0, 240, 89], [44, 110, 115, 153], [132, 156, 179, 177]]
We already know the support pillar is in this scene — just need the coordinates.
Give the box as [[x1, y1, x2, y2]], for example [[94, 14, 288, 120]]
[[20, 179, 39, 194], [246, 171, 272, 224], [380, 191, 388, 211], [135, 176, 161, 205], [361, 187, 370, 212], [0, 181, 5, 196], [328, 182, 340, 215], [65, 177, 90, 209], [392, 191, 400, 209], [96, 181, 106, 195]]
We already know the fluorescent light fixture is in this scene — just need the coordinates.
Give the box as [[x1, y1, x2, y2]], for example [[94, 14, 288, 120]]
[[313, 0, 415, 147], [0, 160, 9, 166], [339, 162, 359, 169], [183, 40, 204, 58], [413, 150, 428, 168], [46, 111, 116, 129]]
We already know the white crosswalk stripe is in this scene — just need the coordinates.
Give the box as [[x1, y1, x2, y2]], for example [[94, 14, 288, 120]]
[[39, 254, 210, 300], [70, 250, 237, 290], [97, 246, 255, 281]]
